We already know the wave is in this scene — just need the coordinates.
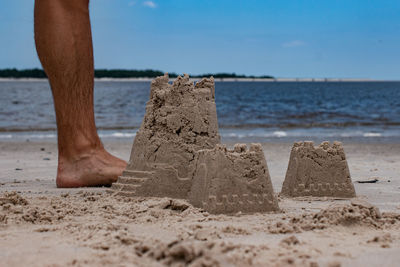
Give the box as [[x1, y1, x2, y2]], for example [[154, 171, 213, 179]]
[[0, 131, 137, 139], [2, 122, 400, 133], [0, 127, 398, 141], [0, 126, 140, 133], [363, 132, 382, 137], [0, 133, 58, 139], [219, 127, 400, 140], [100, 132, 136, 138], [218, 122, 400, 129]]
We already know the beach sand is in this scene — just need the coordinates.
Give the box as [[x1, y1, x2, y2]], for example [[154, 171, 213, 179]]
[[1, 140, 399, 266]]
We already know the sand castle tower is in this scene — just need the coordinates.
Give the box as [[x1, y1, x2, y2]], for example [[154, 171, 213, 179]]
[[109, 73, 221, 199], [281, 141, 356, 198], [188, 144, 280, 214]]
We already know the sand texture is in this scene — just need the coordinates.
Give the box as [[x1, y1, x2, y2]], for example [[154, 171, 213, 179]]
[[1, 190, 400, 267], [109, 74, 220, 199], [189, 143, 279, 214], [281, 141, 356, 198], [1, 141, 400, 266], [110, 75, 279, 215]]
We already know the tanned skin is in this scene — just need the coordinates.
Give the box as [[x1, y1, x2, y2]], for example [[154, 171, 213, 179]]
[[34, 0, 126, 188]]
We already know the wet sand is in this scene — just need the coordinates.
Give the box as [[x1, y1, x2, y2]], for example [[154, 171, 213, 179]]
[[1, 140, 399, 266]]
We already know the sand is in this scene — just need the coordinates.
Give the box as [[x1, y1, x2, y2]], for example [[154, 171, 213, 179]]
[[281, 141, 356, 198], [1, 140, 400, 266], [109, 74, 220, 199], [109, 74, 278, 215], [189, 143, 279, 214]]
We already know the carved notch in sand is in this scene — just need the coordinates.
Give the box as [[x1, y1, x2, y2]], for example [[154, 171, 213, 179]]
[[188, 144, 280, 214], [109, 73, 221, 199], [281, 141, 356, 198]]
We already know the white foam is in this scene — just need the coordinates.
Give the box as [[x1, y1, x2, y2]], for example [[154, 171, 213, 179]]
[[363, 132, 382, 137], [111, 132, 136, 138], [16, 134, 57, 139], [0, 133, 57, 139], [221, 130, 288, 139], [36, 134, 56, 138], [0, 131, 138, 140], [273, 131, 287, 137], [99, 132, 136, 138], [224, 133, 246, 138]]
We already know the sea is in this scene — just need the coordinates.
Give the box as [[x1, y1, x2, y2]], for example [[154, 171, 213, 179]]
[[1, 80, 399, 143]]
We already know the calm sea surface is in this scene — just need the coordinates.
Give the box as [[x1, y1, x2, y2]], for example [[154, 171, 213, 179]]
[[1, 80, 399, 143]]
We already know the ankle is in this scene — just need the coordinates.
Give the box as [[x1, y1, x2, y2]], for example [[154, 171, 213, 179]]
[[58, 135, 103, 161]]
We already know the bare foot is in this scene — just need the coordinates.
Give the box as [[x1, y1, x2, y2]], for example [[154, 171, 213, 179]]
[[56, 148, 127, 188]]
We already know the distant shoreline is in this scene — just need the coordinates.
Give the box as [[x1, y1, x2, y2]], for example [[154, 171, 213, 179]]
[[0, 77, 397, 82], [1, 68, 398, 82]]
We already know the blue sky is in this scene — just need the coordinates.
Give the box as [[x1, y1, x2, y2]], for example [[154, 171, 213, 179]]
[[0, 0, 399, 79]]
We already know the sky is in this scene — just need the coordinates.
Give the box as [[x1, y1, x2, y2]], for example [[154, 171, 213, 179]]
[[0, 0, 399, 79]]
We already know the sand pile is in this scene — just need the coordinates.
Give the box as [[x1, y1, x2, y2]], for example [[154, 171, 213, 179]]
[[2, 190, 400, 266], [137, 239, 265, 266], [268, 199, 384, 234], [109, 73, 220, 199], [109, 74, 279, 214], [0, 191, 28, 206], [0, 191, 63, 225], [189, 144, 279, 214], [281, 141, 356, 198]]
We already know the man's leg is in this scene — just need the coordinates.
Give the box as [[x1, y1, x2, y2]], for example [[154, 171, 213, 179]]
[[34, 0, 126, 188]]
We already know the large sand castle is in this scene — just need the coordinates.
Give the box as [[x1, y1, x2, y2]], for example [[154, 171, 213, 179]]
[[189, 144, 280, 214], [109, 73, 220, 199], [108, 74, 279, 214], [281, 141, 356, 198]]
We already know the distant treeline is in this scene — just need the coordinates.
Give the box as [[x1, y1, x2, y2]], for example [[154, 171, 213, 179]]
[[0, 68, 274, 79], [0, 68, 48, 78], [194, 73, 274, 79]]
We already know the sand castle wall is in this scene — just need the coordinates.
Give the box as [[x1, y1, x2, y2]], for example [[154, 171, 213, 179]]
[[281, 141, 356, 198], [188, 144, 280, 214], [110, 74, 221, 199]]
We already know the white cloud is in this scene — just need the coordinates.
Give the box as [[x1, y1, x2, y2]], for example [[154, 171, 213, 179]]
[[128, 1, 137, 6], [143, 1, 157, 8], [282, 40, 306, 48]]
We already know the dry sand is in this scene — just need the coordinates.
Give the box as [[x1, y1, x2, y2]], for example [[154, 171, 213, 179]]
[[110, 74, 220, 200], [189, 143, 279, 214], [1, 140, 400, 267], [281, 141, 356, 198], [110, 74, 279, 214]]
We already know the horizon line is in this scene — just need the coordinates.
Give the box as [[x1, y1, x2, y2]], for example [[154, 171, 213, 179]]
[[0, 68, 398, 81]]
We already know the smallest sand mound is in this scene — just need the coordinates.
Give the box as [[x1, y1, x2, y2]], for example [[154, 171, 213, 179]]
[[281, 141, 356, 198], [188, 144, 280, 214]]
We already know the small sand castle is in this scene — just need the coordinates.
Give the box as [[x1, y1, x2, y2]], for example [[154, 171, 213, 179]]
[[281, 141, 356, 198], [188, 144, 280, 214], [109, 73, 220, 199]]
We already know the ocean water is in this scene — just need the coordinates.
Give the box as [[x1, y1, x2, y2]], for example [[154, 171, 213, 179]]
[[0, 80, 399, 143]]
